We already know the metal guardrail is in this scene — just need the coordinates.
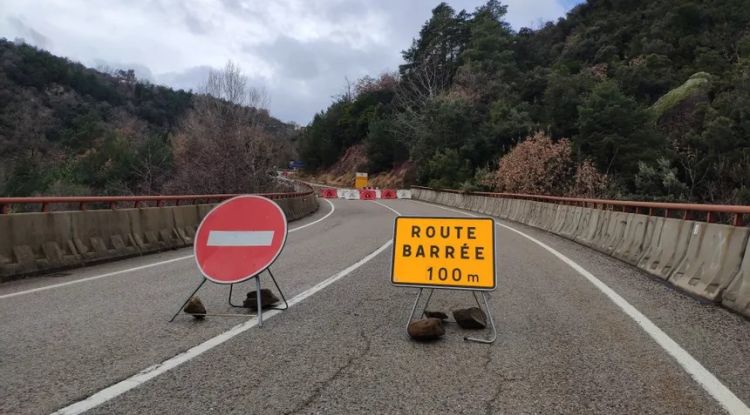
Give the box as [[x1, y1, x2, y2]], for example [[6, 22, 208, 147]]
[[411, 186, 750, 226], [0, 189, 315, 214]]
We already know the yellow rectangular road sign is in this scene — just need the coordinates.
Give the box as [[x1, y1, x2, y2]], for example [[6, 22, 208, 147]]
[[390, 217, 496, 291], [354, 172, 368, 189]]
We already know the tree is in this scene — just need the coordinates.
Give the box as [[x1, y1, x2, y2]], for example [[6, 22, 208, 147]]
[[168, 61, 275, 194], [575, 81, 664, 185]]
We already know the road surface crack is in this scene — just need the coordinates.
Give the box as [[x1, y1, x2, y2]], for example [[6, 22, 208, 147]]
[[483, 373, 520, 415], [285, 329, 374, 414]]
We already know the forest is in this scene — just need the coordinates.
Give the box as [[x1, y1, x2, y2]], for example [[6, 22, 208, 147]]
[[0, 40, 296, 197], [298, 0, 750, 204]]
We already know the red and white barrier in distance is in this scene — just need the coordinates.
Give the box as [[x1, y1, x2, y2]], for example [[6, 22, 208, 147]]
[[320, 188, 410, 200]]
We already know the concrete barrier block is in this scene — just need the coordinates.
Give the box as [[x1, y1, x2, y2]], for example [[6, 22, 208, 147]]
[[510, 200, 525, 222], [551, 206, 570, 233], [575, 209, 609, 248], [396, 189, 412, 199], [173, 205, 201, 244], [69, 210, 137, 265], [573, 207, 595, 241], [593, 212, 630, 254], [723, 244, 750, 318], [669, 223, 749, 302], [560, 207, 584, 238], [542, 204, 560, 231], [12, 245, 36, 267], [612, 213, 653, 265], [638, 218, 694, 280], [130, 208, 179, 253], [494, 199, 508, 219]]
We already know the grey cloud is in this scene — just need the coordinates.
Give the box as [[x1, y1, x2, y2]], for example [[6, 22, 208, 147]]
[[183, 13, 211, 35], [7, 16, 50, 48]]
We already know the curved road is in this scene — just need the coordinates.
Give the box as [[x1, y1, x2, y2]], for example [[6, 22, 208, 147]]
[[0, 199, 749, 414]]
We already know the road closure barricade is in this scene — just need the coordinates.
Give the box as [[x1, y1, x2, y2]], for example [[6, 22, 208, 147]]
[[381, 189, 397, 199], [360, 189, 376, 200], [320, 188, 338, 198]]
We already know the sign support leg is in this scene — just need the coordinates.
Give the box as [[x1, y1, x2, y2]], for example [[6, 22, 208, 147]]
[[255, 275, 263, 327], [464, 291, 497, 344], [169, 278, 207, 322], [420, 288, 434, 318], [265, 268, 289, 310], [405, 288, 425, 333]]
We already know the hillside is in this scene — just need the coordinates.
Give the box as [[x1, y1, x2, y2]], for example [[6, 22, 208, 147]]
[[0, 39, 296, 197], [298, 0, 750, 204]]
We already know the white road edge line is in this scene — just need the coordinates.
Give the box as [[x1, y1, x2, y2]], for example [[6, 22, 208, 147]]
[[51, 238, 395, 415], [0, 199, 336, 300], [372, 200, 402, 216], [419, 200, 750, 415]]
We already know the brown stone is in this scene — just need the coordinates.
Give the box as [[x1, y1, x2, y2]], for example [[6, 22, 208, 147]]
[[424, 310, 449, 320], [407, 318, 445, 341], [453, 307, 487, 329], [184, 296, 206, 320], [243, 289, 280, 310]]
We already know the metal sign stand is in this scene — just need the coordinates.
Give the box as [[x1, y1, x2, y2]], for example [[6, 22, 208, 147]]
[[406, 288, 497, 344], [169, 267, 288, 325]]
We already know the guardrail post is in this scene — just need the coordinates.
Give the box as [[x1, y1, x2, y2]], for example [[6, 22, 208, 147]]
[[1, 204, 8, 214], [42, 203, 48, 213]]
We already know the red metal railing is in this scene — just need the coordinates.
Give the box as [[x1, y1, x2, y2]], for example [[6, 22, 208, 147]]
[[0, 189, 314, 214], [412, 186, 750, 226]]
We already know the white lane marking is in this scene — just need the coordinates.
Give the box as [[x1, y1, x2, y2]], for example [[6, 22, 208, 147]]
[[0, 199, 336, 300], [418, 200, 750, 415], [207, 231, 274, 247], [288, 198, 335, 233], [0, 255, 194, 300], [373, 200, 402, 216], [51, 242, 396, 415]]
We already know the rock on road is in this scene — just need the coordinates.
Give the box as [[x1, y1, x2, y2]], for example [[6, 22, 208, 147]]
[[0, 199, 749, 414]]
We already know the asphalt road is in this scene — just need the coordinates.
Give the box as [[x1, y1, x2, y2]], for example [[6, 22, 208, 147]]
[[1, 198, 749, 414]]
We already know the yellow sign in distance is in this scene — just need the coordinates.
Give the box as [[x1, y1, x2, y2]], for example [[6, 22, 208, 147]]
[[391, 216, 496, 290], [354, 172, 368, 189]]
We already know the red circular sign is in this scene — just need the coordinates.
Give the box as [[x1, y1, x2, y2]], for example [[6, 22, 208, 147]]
[[194, 195, 287, 284]]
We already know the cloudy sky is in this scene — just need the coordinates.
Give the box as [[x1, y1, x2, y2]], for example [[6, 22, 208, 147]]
[[1, 0, 583, 124]]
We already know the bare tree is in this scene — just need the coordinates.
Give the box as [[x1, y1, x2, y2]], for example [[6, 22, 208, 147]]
[[167, 61, 275, 194], [389, 57, 452, 140]]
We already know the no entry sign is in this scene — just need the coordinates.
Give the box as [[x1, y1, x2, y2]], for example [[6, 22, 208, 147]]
[[194, 195, 288, 284], [390, 217, 496, 290]]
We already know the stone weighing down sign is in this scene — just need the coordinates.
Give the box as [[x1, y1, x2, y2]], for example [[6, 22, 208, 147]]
[[194, 195, 287, 284], [391, 217, 496, 290]]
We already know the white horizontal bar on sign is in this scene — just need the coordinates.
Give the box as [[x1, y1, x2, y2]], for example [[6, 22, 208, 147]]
[[207, 231, 274, 247]]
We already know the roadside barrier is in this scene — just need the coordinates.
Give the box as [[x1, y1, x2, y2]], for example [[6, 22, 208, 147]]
[[0, 186, 318, 281], [320, 188, 338, 198], [723, 246, 750, 316], [397, 189, 412, 199], [411, 186, 750, 319], [360, 189, 376, 200], [381, 189, 397, 199], [343, 189, 360, 200], [638, 218, 693, 280], [668, 223, 749, 302]]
